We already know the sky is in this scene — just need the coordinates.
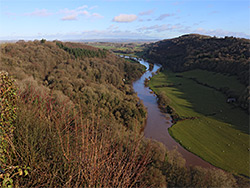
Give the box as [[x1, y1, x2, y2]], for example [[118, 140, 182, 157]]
[[0, 0, 249, 40]]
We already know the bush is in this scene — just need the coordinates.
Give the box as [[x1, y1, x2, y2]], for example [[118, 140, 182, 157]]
[[0, 71, 29, 187], [11, 86, 151, 187]]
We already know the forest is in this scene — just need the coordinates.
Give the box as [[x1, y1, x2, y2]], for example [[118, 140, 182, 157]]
[[0, 39, 249, 187], [144, 34, 250, 111]]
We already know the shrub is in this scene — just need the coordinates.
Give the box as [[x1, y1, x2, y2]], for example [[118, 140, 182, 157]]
[[11, 86, 151, 187], [0, 71, 29, 187]]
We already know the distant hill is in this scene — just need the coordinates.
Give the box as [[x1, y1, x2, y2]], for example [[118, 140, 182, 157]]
[[144, 34, 250, 110]]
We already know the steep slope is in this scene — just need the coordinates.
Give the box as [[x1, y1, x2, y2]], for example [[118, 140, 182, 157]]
[[0, 40, 147, 128]]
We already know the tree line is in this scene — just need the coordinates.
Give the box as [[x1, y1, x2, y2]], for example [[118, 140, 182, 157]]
[[56, 42, 108, 58]]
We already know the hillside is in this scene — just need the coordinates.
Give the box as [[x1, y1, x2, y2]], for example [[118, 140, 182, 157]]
[[0, 40, 147, 128], [144, 34, 250, 110], [1, 40, 249, 187], [0, 40, 153, 187]]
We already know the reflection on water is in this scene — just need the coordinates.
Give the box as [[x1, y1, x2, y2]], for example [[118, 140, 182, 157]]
[[133, 58, 214, 168]]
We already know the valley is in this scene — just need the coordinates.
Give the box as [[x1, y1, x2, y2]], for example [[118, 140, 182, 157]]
[[149, 69, 249, 177], [1, 35, 249, 187]]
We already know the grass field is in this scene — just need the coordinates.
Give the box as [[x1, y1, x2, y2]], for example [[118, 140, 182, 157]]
[[181, 69, 245, 96], [87, 42, 145, 57], [149, 69, 249, 177]]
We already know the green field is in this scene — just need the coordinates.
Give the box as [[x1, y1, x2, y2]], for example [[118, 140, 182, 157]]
[[149, 69, 249, 177], [87, 42, 145, 57]]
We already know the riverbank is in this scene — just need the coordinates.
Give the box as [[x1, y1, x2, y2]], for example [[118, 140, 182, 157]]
[[149, 69, 249, 177], [132, 58, 215, 168]]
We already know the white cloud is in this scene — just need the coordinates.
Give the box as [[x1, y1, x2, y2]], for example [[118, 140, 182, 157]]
[[194, 28, 250, 38], [92, 13, 103, 19], [79, 29, 151, 39], [139, 10, 154, 16], [113, 14, 137, 23], [156, 13, 175, 21], [137, 24, 181, 32], [210, 11, 218, 14], [80, 10, 90, 16], [60, 6, 102, 21], [107, 24, 119, 31], [61, 14, 77, 21], [172, 1, 182, 6], [76, 5, 88, 10], [89, 6, 98, 10], [139, 18, 152, 22], [24, 9, 52, 17]]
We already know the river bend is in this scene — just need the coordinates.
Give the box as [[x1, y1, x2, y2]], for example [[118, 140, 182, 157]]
[[132, 58, 213, 168]]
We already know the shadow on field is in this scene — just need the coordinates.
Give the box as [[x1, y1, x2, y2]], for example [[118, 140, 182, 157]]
[[162, 71, 249, 135]]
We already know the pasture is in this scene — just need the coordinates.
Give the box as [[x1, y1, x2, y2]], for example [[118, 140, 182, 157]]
[[149, 69, 249, 177]]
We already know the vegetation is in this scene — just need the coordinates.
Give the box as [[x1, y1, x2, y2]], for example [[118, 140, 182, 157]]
[[56, 42, 108, 58], [0, 72, 30, 187], [145, 34, 250, 111], [0, 40, 147, 128], [87, 42, 149, 57], [149, 69, 249, 177], [0, 40, 248, 187]]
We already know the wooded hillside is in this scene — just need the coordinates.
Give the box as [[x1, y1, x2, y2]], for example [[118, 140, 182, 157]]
[[0, 40, 147, 128], [144, 34, 250, 110]]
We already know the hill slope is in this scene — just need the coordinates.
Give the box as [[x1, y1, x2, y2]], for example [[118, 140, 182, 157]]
[[144, 34, 250, 110], [0, 40, 147, 128]]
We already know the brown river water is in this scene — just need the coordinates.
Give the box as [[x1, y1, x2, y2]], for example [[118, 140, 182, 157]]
[[132, 57, 214, 168]]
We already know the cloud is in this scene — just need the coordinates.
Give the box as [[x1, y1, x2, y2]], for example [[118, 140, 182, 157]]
[[81, 10, 90, 16], [210, 11, 218, 14], [172, 1, 182, 6], [79, 29, 152, 39], [113, 14, 137, 23], [5, 12, 17, 18], [61, 15, 77, 21], [60, 6, 102, 21], [156, 13, 175, 21], [139, 10, 154, 16], [107, 24, 119, 31], [24, 9, 52, 17], [194, 28, 250, 38], [138, 24, 169, 32], [76, 5, 88, 10], [139, 18, 152, 22], [89, 6, 98, 10], [92, 13, 104, 19], [137, 24, 183, 32]]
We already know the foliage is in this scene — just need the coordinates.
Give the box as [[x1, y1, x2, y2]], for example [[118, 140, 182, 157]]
[[0, 40, 146, 131], [87, 41, 148, 57], [0, 71, 30, 188], [0, 71, 17, 131], [56, 42, 107, 58], [9, 86, 151, 187]]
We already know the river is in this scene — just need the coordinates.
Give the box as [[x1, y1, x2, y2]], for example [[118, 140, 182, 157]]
[[132, 57, 214, 168]]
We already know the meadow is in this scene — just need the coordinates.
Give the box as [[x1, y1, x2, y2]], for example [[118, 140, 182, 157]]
[[149, 69, 249, 177], [87, 42, 145, 57]]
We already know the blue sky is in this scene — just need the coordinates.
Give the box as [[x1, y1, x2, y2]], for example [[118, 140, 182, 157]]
[[0, 0, 249, 40]]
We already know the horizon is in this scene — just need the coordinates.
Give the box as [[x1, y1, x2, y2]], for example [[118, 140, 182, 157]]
[[1, 0, 249, 40]]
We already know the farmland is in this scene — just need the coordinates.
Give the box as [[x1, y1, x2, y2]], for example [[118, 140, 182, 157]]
[[149, 69, 249, 177]]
